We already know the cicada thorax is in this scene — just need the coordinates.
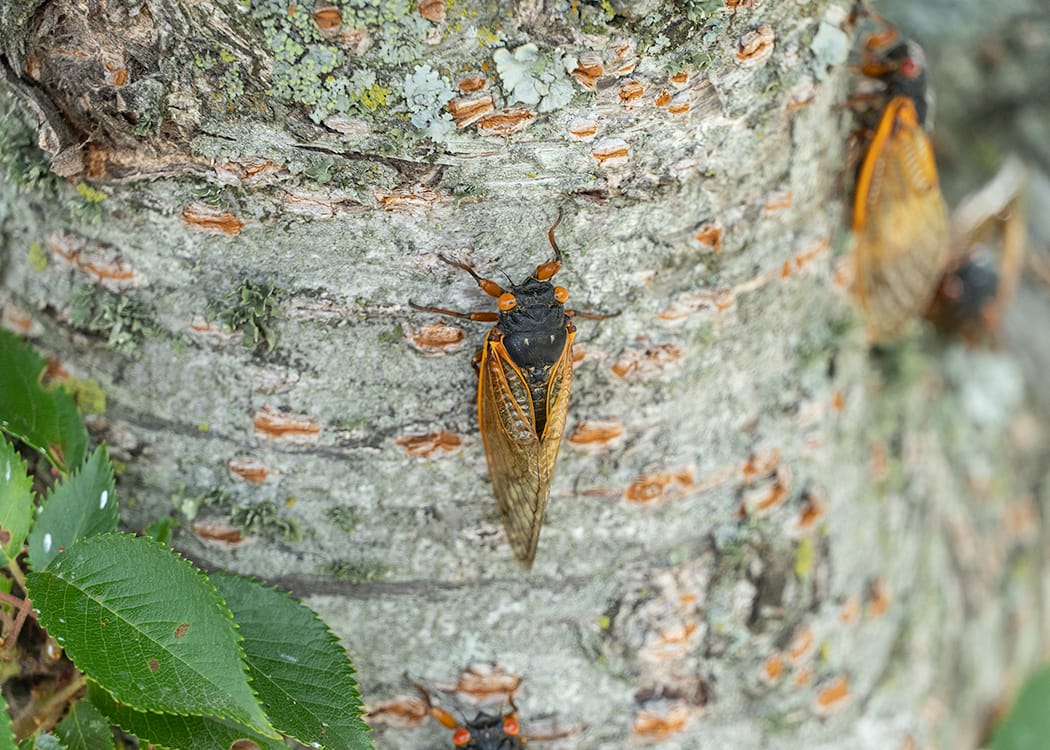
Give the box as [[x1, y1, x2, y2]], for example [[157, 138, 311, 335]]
[[848, 21, 950, 343], [492, 276, 574, 436], [455, 709, 525, 749]]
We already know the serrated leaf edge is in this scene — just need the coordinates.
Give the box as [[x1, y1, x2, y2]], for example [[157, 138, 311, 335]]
[[27, 444, 116, 571], [87, 680, 278, 750], [30, 533, 279, 739], [211, 572, 372, 749], [0, 438, 34, 564]]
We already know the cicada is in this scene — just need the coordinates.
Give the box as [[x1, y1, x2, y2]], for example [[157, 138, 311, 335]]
[[412, 682, 524, 749], [432, 703, 524, 749], [411, 217, 580, 568], [925, 158, 1027, 342], [849, 23, 950, 342]]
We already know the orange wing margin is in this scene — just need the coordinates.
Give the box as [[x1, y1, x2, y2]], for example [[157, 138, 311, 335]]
[[852, 96, 949, 343], [477, 329, 575, 568]]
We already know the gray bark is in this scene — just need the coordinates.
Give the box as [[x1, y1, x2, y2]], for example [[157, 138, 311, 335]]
[[1, 0, 1048, 748]]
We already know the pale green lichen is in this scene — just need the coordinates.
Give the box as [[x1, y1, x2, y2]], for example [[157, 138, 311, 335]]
[[192, 184, 232, 210], [492, 43, 578, 113], [634, 1, 724, 68], [794, 535, 814, 578], [61, 377, 107, 415], [191, 48, 256, 116], [809, 21, 850, 82], [171, 485, 228, 521], [69, 286, 158, 353], [402, 63, 456, 141], [208, 279, 283, 352], [325, 506, 361, 534], [248, 0, 430, 123], [560, 0, 616, 34], [28, 241, 48, 271], [123, 79, 168, 135], [302, 152, 336, 184], [232, 500, 303, 542], [0, 109, 62, 198]]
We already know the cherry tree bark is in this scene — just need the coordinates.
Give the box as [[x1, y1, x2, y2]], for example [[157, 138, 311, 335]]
[[1, 0, 1048, 748]]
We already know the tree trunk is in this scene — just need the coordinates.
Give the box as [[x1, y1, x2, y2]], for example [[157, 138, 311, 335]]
[[2, 1, 1048, 748]]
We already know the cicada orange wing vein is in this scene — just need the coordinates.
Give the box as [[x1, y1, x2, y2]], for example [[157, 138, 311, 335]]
[[852, 95, 949, 342], [477, 328, 574, 568]]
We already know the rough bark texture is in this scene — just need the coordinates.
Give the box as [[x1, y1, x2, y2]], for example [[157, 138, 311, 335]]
[[1, 1, 1048, 748]]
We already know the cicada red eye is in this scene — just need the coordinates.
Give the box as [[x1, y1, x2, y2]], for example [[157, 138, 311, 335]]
[[554, 286, 568, 303], [497, 292, 517, 311], [452, 727, 471, 746], [898, 57, 921, 78], [502, 715, 521, 735]]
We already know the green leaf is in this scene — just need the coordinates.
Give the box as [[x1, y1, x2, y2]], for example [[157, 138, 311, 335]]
[[87, 684, 286, 750], [0, 330, 88, 472], [0, 691, 16, 750], [0, 439, 34, 565], [143, 516, 176, 545], [26, 446, 117, 571], [25, 534, 275, 737], [55, 700, 114, 750], [992, 665, 1050, 750], [211, 572, 373, 750]]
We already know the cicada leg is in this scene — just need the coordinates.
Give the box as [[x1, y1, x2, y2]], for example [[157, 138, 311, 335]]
[[437, 254, 505, 298], [534, 210, 564, 281], [408, 302, 499, 322]]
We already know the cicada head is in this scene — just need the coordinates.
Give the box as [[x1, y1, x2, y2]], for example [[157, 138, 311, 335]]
[[925, 158, 1028, 343], [925, 255, 1003, 341], [431, 702, 524, 750], [452, 710, 524, 749], [867, 39, 931, 128], [854, 13, 934, 130]]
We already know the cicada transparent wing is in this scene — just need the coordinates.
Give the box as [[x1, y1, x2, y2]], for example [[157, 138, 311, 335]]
[[852, 96, 950, 342], [477, 329, 574, 568]]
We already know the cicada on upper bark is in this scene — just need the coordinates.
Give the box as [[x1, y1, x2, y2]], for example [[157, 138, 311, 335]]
[[849, 20, 951, 343], [412, 216, 584, 568]]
